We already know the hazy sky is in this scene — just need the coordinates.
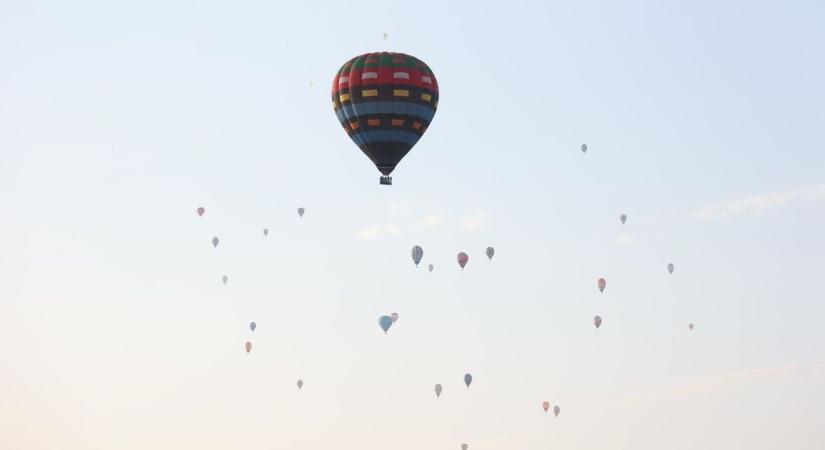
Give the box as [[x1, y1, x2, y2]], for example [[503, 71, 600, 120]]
[[2, 1, 825, 449]]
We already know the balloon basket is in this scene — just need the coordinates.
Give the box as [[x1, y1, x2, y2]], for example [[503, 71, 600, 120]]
[[380, 176, 393, 185]]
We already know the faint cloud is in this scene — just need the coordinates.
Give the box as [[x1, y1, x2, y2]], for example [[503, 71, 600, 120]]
[[358, 227, 379, 240], [357, 203, 489, 239], [690, 184, 825, 220], [614, 363, 825, 406], [615, 235, 638, 245]]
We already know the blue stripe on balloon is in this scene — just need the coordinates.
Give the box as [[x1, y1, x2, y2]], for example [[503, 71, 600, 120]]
[[355, 130, 421, 146], [338, 102, 435, 123]]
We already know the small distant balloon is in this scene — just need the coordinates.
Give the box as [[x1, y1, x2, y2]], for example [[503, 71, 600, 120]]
[[620, 214, 627, 225], [435, 383, 443, 397], [457, 252, 469, 270], [244, 342, 252, 354], [379, 315, 393, 334], [689, 323, 694, 331], [461, 444, 468, 450], [668, 263, 675, 274], [390, 312, 399, 322], [486, 246, 495, 261], [249, 322, 256, 332], [263, 228, 269, 236], [383, 32, 388, 40], [428, 264, 434, 273], [196, 207, 205, 217], [597, 277, 606, 293], [222, 275, 228, 285], [297, 379, 304, 389], [464, 373, 472, 388], [593, 315, 602, 329], [542, 401, 550, 413], [411, 245, 423, 267], [297, 207, 305, 218], [554, 405, 560, 418], [581, 144, 587, 154], [309, 81, 313, 88], [212, 237, 219, 248]]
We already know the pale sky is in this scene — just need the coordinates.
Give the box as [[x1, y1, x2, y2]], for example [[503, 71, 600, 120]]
[[2, 1, 825, 449]]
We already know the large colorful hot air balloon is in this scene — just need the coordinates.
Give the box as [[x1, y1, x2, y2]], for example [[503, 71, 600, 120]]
[[332, 52, 439, 185], [411, 245, 423, 267]]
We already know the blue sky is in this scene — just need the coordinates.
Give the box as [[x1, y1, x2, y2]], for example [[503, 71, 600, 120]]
[[1, 1, 824, 449]]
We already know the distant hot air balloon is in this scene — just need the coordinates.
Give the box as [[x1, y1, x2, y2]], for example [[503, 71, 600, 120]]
[[297, 379, 304, 389], [581, 144, 587, 154], [411, 245, 423, 267], [309, 81, 313, 88], [461, 444, 468, 450], [222, 275, 228, 285], [249, 322, 256, 332], [390, 312, 399, 322], [297, 207, 305, 218], [244, 342, 252, 354], [383, 32, 388, 40], [263, 228, 269, 236], [196, 207, 205, 217], [428, 264, 434, 273], [486, 246, 495, 261], [457, 252, 469, 271], [668, 263, 675, 274], [689, 323, 694, 331], [212, 237, 219, 248], [620, 214, 627, 225], [554, 405, 560, 418], [597, 278, 606, 293], [435, 383, 443, 398], [332, 52, 439, 185], [594, 315, 602, 329], [464, 373, 472, 388], [542, 401, 550, 413], [379, 315, 393, 334]]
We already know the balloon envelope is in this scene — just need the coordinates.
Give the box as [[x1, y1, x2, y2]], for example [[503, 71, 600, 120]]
[[457, 252, 469, 270], [390, 312, 399, 322], [461, 444, 468, 450], [297, 207, 305, 217], [332, 52, 439, 184], [196, 207, 205, 217], [244, 342, 252, 353], [249, 322, 256, 332], [379, 315, 393, 334], [222, 275, 228, 285], [668, 263, 675, 274], [620, 214, 627, 225], [212, 237, 219, 248], [689, 323, 694, 331], [464, 373, 472, 387], [263, 228, 269, 236], [581, 144, 587, 153], [597, 278, 606, 293], [297, 379, 304, 389], [594, 315, 602, 328], [435, 383, 443, 397], [486, 246, 495, 260], [554, 405, 560, 417], [542, 401, 550, 412], [411, 245, 423, 266], [428, 264, 434, 273]]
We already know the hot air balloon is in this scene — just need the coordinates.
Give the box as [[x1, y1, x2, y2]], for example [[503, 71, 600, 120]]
[[222, 275, 228, 285], [581, 144, 587, 154], [428, 264, 434, 273], [309, 81, 313, 88], [379, 315, 393, 334], [390, 312, 399, 322], [668, 263, 675, 274], [435, 383, 443, 397], [486, 246, 495, 261], [297, 207, 305, 218], [593, 315, 602, 329], [249, 322, 256, 332], [212, 237, 219, 248], [457, 252, 469, 271], [542, 401, 550, 413], [689, 323, 694, 331], [196, 207, 205, 217], [461, 444, 468, 450], [244, 342, 252, 354], [297, 379, 304, 389], [263, 228, 269, 236], [554, 405, 560, 418], [411, 245, 423, 267], [464, 373, 472, 388], [597, 278, 606, 293], [332, 52, 439, 185], [620, 214, 627, 225]]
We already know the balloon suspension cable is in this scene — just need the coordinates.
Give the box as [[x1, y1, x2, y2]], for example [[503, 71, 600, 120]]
[[380, 176, 392, 185]]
